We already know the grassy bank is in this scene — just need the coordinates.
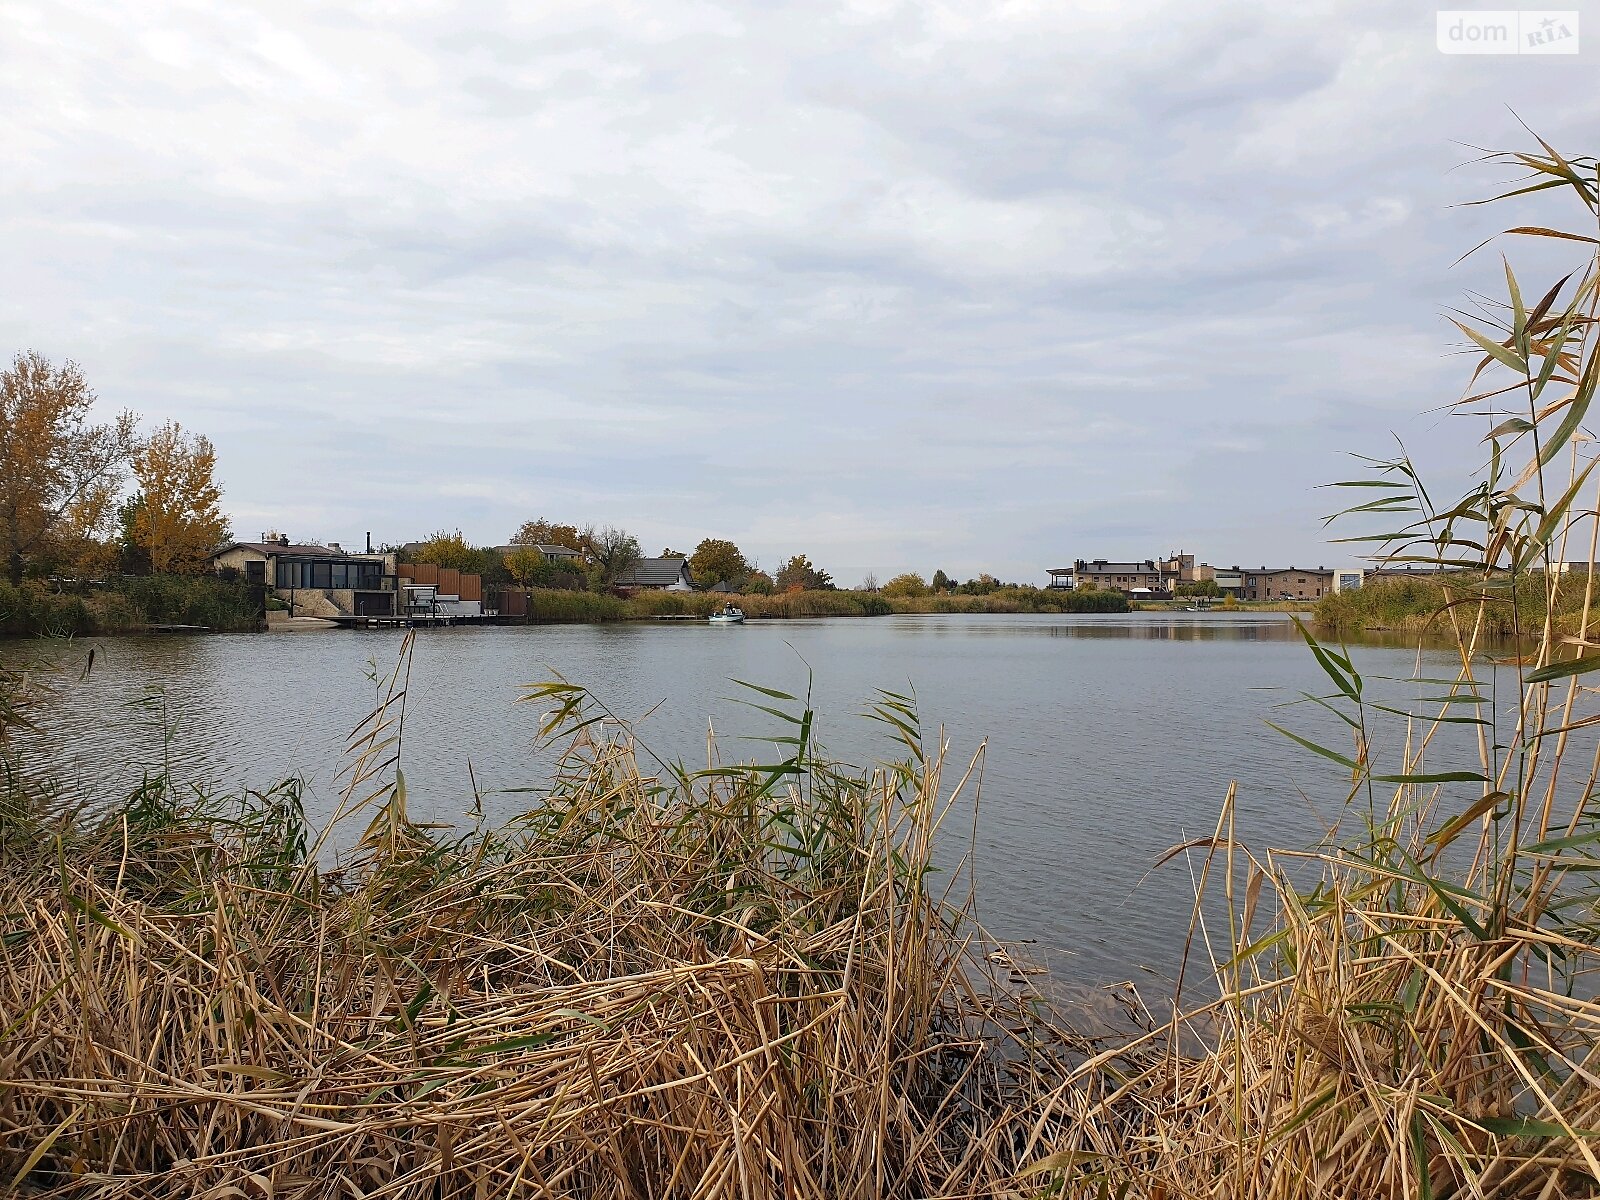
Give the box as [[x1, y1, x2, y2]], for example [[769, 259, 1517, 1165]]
[[1313, 571, 1591, 637], [1133, 598, 1317, 613], [888, 586, 1128, 614], [0, 575, 262, 637], [515, 588, 900, 622], [515, 586, 1129, 623]]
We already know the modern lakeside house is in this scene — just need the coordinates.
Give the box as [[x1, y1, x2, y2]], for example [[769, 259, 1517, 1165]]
[[213, 535, 488, 620], [212, 536, 399, 618]]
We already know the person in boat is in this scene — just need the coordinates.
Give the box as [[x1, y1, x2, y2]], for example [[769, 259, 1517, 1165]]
[[722, 602, 738, 615]]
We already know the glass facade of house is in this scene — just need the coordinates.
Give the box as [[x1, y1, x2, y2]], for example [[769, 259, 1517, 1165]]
[[275, 557, 386, 591]]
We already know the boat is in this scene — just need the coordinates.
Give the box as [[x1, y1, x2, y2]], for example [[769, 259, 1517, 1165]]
[[708, 605, 745, 625]]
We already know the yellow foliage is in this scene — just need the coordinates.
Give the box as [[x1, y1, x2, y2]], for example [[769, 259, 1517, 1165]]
[[131, 421, 230, 575], [0, 351, 137, 584]]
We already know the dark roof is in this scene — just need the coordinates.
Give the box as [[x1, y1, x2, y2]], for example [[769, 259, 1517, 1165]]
[[616, 556, 690, 587]]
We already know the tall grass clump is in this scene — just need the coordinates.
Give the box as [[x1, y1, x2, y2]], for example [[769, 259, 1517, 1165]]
[[1315, 569, 1592, 636], [0, 584, 95, 637], [0, 643, 1087, 1198], [109, 574, 263, 632], [523, 587, 628, 622], [889, 587, 1129, 614], [1027, 134, 1600, 1198]]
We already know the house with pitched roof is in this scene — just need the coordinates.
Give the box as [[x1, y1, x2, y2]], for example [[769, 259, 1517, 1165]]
[[614, 555, 694, 591]]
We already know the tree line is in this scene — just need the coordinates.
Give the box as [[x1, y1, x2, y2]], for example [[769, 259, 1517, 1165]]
[[406, 525, 838, 596], [0, 351, 228, 587]]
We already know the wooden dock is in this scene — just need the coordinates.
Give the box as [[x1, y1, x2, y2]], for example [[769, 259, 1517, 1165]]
[[325, 614, 498, 629]]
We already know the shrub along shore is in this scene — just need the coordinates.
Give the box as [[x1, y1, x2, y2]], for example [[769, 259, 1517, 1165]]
[[457, 585, 1129, 624], [1313, 571, 1594, 638], [0, 575, 264, 637], [0, 581, 1129, 638]]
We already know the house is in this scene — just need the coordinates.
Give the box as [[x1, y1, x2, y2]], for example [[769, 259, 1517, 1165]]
[[493, 543, 585, 564], [213, 535, 398, 617], [615, 555, 694, 591], [1242, 566, 1334, 601], [1048, 560, 1168, 596]]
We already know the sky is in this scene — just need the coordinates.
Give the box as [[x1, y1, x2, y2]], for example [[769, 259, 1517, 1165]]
[[3, 2, 1597, 586]]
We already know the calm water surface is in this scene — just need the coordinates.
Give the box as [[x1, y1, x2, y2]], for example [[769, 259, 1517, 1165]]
[[1, 613, 1489, 983]]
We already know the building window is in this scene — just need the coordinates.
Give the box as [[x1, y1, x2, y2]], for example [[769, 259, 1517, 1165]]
[[276, 558, 384, 590]]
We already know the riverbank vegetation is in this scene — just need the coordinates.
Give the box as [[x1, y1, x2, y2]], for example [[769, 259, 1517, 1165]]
[[0, 574, 263, 636], [505, 585, 1126, 622], [1314, 569, 1594, 636]]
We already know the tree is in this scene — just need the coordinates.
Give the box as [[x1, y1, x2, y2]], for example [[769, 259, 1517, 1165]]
[[689, 538, 750, 590], [0, 351, 138, 586], [881, 572, 929, 598], [1175, 579, 1222, 598], [745, 570, 774, 595], [587, 526, 641, 586], [931, 569, 952, 592], [412, 530, 479, 571], [511, 519, 586, 554], [129, 420, 230, 575], [858, 572, 879, 593], [775, 554, 833, 592], [505, 545, 547, 586]]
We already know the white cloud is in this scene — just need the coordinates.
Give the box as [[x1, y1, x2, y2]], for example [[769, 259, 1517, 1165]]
[[1, 1, 1596, 584]]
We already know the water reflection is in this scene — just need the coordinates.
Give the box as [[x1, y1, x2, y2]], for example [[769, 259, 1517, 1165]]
[[0, 613, 1521, 985]]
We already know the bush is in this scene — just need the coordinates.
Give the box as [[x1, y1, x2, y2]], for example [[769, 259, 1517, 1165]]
[[0, 584, 95, 637], [109, 575, 263, 632]]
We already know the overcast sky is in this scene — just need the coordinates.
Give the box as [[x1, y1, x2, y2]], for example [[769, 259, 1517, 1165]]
[[3, 2, 1596, 584]]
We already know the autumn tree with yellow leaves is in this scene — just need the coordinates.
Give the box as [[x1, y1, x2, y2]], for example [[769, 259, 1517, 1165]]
[[0, 351, 138, 585], [129, 421, 231, 575]]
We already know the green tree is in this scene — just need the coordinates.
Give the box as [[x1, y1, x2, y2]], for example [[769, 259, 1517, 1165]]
[[775, 554, 832, 591], [689, 538, 750, 590], [587, 526, 641, 586], [0, 351, 138, 586], [1175, 579, 1221, 598], [881, 572, 929, 598], [745, 570, 774, 595], [931, 569, 952, 592]]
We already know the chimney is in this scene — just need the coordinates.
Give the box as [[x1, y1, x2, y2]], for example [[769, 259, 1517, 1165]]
[[329, 542, 342, 554], [366, 531, 373, 554], [279, 534, 290, 547]]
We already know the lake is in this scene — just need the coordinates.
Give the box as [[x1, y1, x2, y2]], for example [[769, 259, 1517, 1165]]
[[0, 612, 1484, 984]]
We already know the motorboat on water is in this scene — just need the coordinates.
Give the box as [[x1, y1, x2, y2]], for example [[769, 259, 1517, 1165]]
[[708, 604, 745, 625]]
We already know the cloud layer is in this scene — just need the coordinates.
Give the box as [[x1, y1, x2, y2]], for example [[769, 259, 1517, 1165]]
[[3, 1, 1595, 582]]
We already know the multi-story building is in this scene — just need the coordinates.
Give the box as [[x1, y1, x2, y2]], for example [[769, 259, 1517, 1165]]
[[1047, 559, 1167, 595], [1241, 566, 1335, 601]]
